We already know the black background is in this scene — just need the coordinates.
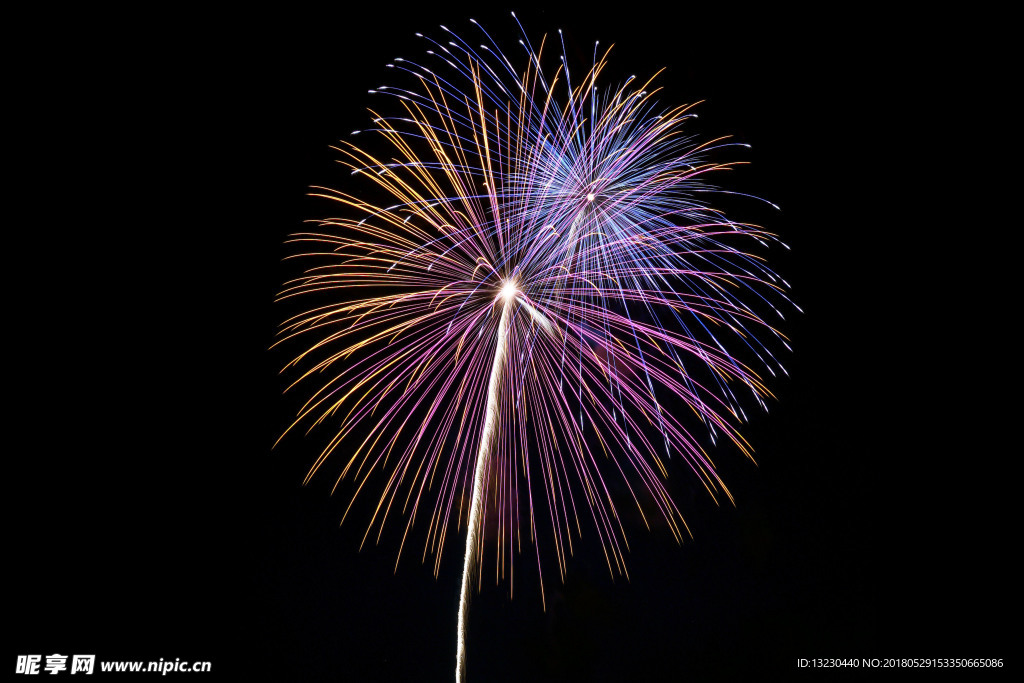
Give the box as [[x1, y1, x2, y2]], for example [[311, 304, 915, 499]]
[[10, 4, 1011, 681]]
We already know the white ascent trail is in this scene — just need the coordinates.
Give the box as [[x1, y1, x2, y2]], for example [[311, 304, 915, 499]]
[[456, 284, 562, 682], [456, 289, 512, 683]]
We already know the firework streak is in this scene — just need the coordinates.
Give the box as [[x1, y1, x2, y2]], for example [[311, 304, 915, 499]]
[[276, 15, 795, 680]]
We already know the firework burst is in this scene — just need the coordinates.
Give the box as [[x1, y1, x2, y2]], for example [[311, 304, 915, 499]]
[[276, 15, 795, 680]]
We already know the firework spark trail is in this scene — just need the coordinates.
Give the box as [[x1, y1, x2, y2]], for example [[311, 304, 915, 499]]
[[456, 286, 511, 683], [278, 16, 795, 682], [454, 285, 560, 681]]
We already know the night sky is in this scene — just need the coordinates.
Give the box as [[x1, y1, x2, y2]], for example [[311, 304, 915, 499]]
[[10, 5, 1011, 681]]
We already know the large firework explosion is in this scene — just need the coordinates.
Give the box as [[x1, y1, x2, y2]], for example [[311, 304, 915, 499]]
[[276, 15, 794, 680]]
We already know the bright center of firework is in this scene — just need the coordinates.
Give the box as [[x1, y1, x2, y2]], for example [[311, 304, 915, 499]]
[[501, 280, 518, 301], [586, 193, 596, 202]]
